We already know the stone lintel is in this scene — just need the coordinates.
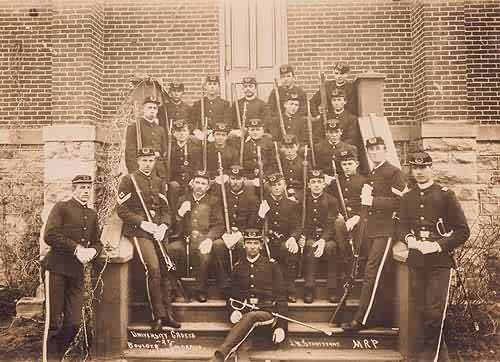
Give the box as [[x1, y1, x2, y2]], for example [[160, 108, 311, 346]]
[[42, 124, 107, 143], [411, 121, 478, 140], [0, 128, 43, 145]]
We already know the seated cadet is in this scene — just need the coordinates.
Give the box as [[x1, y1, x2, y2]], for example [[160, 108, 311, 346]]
[[268, 64, 307, 118], [232, 76, 271, 131], [213, 165, 260, 294], [206, 122, 239, 180], [158, 82, 191, 132], [299, 169, 346, 304], [257, 173, 301, 302], [210, 229, 288, 362], [278, 134, 304, 197], [167, 170, 224, 303], [327, 88, 360, 147], [117, 148, 180, 330]]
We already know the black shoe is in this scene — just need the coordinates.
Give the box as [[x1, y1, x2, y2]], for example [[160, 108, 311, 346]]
[[304, 288, 314, 304], [287, 294, 297, 303], [341, 319, 364, 332], [209, 351, 225, 362], [164, 313, 181, 329], [196, 292, 207, 303], [328, 289, 340, 303], [151, 318, 163, 331]]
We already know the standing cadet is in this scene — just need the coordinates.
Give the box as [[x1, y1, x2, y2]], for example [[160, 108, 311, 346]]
[[206, 122, 239, 178], [125, 96, 168, 180], [279, 134, 304, 197], [117, 148, 180, 330], [327, 88, 360, 147], [42, 175, 102, 362], [241, 118, 275, 185], [213, 165, 260, 293], [167, 170, 224, 302], [258, 173, 301, 302], [343, 136, 406, 331], [232, 77, 271, 131], [190, 75, 232, 132], [399, 152, 469, 362], [269, 92, 307, 142], [268, 64, 307, 117], [210, 229, 288, 362], [158, 82, 191, 132], [300, 169, 346, 303]]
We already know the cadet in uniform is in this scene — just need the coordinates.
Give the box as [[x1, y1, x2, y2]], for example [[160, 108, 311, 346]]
[[210, 229, 288, 362], [299, 169, 345, 303], [125, 96, 168, 180], [158, 82, 191, 132], [168, 170, 224, 302], [232, 77, 271, 131], [343, 136, 406, 331], [257, 173, 301, 302], [327, 88, 360, 147], [117, 148, 180, 330], [206, 122, 239, 178], [269, 92, 308, 143], [268, 64, 307, 118], [42, 175, 102, 362], [399, 152, 470, 362], [278, 134, 304, 197]]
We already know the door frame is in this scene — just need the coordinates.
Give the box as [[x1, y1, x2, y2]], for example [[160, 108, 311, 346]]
[[218, 0, 289, 99]]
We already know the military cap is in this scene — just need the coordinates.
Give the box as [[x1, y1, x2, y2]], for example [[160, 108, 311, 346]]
[[213, 122, 230, 133], [266, 172, 284, 184], [192, 169, 210, 180], [247, 118, 264, 128], [137, 147, 155, 157], [206, 74, 220, 83], [143, 95, 160, 105], [282, 134, 298, 146], [308, 169, 324, 179], [279, 64, 294, 75], [243, 228, 263, 240], [169, 82, 184, 91], [229, 165, 244, 177], [242, 76, 257, 85], [333, 62, 350, 74], [72, 175, 93, 184], [172, 119, 189, 130], [339, 149, 357, 161], [365, 136, 385, 148], [331, 88, 346, 98], [409, 152, 433, 166], [285, 92, 300, 102], [325, 120, 341, 131]]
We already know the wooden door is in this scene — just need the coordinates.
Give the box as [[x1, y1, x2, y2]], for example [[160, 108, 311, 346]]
[[221, 0, 288, 103]]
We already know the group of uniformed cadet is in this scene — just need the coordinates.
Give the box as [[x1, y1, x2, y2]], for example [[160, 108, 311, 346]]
[[41, 62, 469, 362]]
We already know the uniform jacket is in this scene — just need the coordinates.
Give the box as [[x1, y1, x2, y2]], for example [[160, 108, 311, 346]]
[[268, 85, 307, 118], [225, 189, 259, 231], [398, 183, 470, 268], [298, 191, 340, 241], [117, 170, 172, 239], [158, 101, 192, 131], [310, 80, 356, 116], [329, 173, 367, 218], [170, 139, 202, 184], [315, 140, 358, 177], [207, 143, 239, 177], [242, 134, 276, 177], [259, 195, 301, 241], [42, 198, 102, 278], [230, 255, 288, 330], [233, 97, 271, 131], [269, 113, 309, 142], [190, 96, 232, 130], [280, 155, 305, 192], [326, 110, 360, 147]]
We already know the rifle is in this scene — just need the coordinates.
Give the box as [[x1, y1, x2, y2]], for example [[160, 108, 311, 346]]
[[135, 119, 143, 151], [160, 91, 172, 184], [319, 60, 329, 130], [298, 145, 308, 278], [306, 99, 317, 167], [273, 141, 288, 199], [218, 152, 234, 271], [200, 79, 208, 172], [257, 145, 271, 259], [129, 174, 189, 301], [329, 201, 368, 326], [240, 101, 248, 167], [273, 78, 287, 139], [331, 160, 348, 220], [230, 298, 332, 336], [233, 85, 245, 166]]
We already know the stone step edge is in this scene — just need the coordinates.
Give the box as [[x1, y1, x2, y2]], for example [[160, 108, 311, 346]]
[[179, 277, 364, 284], [131, 299, 360, 308]]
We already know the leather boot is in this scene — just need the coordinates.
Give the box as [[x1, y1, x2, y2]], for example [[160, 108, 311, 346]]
[[164, 308, 181, 329], [304, 287, 314, 304]]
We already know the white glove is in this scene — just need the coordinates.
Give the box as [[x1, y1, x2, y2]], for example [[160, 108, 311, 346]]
[[252, 178, 260, 187], [207, 131, 215, 143], [199, 238, 213, 255], [75, 246, 95, 264], [230, 310, 243, 324], [272, 328, 285, 344], [222, 231, 242, 249], [346, 215, 360, 232], [178, 201, 191, 217], [285, 237, 299, 254], [258, 200, 270, 218], [324, 174, 334, 185], [140, 221, 158, 234], [406, 235, 418, 249], [313, 239, 325, 258], [298, 235, 306, 248], [361, 184, 373, 206], [215, 174, 229, 185], [229, 129, 242, 138], [193, 129, 204, 140], [418, 241, 441, 255], [153, 224, 168, 241]]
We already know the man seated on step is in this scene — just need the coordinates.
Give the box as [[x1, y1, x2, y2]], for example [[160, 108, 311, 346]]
[[167, 169, 224, 302], [327, 88, 360, 148], [210, 229, 288, 362], [117, 148, 181, 330]]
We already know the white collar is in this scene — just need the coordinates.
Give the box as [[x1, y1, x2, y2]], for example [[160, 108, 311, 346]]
[[373, 160, 386, 170], [417, 180, 434, 190], [247, 254, 260, 263], [139, 170, 152, 177], [73, 197, 87, 207], [193, 194, 206, 202]]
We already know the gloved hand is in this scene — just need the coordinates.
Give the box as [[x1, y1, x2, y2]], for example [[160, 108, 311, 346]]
[[215, 174, 229, 185], [298, 235, 306, 248], [140, 221, 158, 234], [258, 200, 270, 218], [222, 231, 242, 249], [272, 328, 285, 344], [252, 178, 260, 187], [75, 246, 96, 264], [406, 235, 418, 249], [285, 237, 299, 254], [324, 174, 334, 185], [178, 201, 191, 217], [230, 310, 243, 324], [361, 184, 373, 206], [193, 129, 204, 141], [346, 215, 360, 232], [313, 238, 325, 258], [153, 224, 168, 241], [229, 129, 242, 139], [207, 131, 215, 143], [417, 241, 441, 255], [199, 238, 213, 255]]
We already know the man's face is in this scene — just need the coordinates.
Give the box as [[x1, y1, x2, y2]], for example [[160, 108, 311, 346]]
[[229, 176, 245, 192], [73, 183, 92, 203], [282, 144, 298, 159], [367, 145, 387, 165], [171, 90, 184, 103], [326, 129, 342, 144], [270, 180, 286, 197], [280, 72, 295, 88], [333, 69, 347, 84], [411, 165, 432, 184], [191, 177, 210, 196], [243, 83, 256, 98], [248, 126, 264, 139], [137, 155, 156, 174], [308, 177, 326, 195], [173, 126, 190, 142], [284, 100, 299, 116], [331, 96, 346, 112], [213, 131, 227, 145], [143, 102, 158, 120], [244, 238, 262, 258], [341, 160, 359, 177], [205, 82, 219, 97]]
